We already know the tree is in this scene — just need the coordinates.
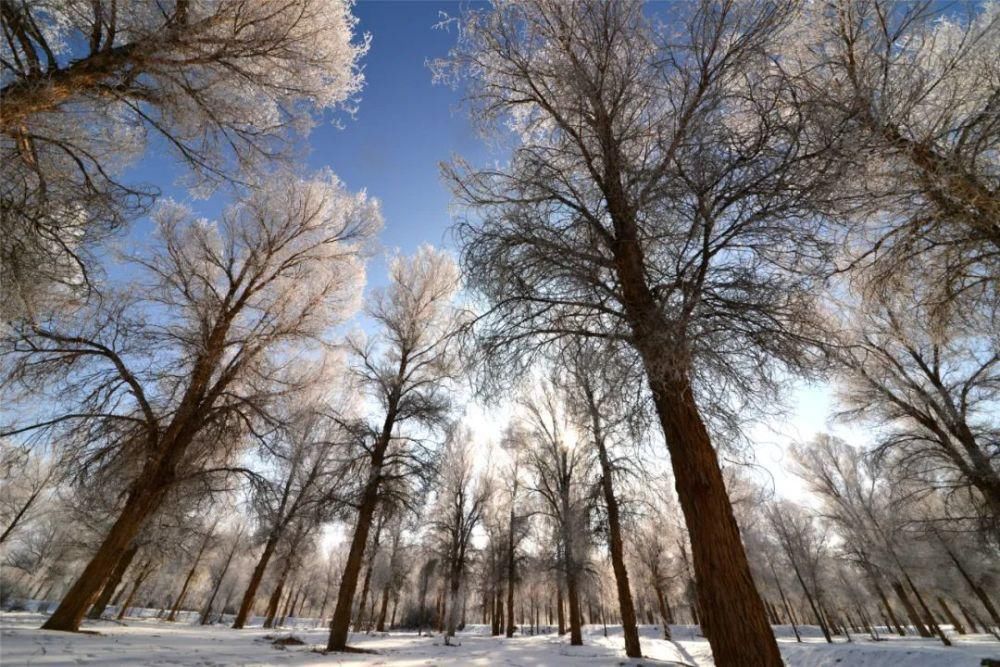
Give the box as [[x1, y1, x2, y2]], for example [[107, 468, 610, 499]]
[[520, 379, 592, 646], [232, 389, 357, 629], [326, 245, 464, 651], [1, 0, 369, 320], [561, 342, 644, 657], [779, 0, 1000, 316], [437, 1, 835, 662], [0, 170, 379, 631], [429, 424, 491, 645], [828, 286, 1000, 539]]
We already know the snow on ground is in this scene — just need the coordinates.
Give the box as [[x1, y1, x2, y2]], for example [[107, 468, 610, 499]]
[[1, 613, 997, 666]]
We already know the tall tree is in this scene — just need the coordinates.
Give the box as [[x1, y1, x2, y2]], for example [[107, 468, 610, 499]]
[[438, 1, 835, 662], [562, 343, 644, 657], [326, 246, 464, 651], [520, 379, 592, 646], [429, 424, 491, 645], [1, 170, 378, 631]]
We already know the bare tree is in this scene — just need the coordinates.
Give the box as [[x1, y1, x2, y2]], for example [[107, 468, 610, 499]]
[[828, 286, 1000, 538], [436, 1, 841, 661], [326, 245, 464, 651], [561, 342, 644, 657], [520, 379, 592, 646], [0, 0, 369, 320], [0, 170, 378, 631], [428, 424, 491, 645]]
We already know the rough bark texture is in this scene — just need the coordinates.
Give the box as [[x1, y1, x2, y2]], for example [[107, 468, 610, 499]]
[[893, 581, 931, 637], [646, 374, 782, 665], [326, 452, 384, 650]]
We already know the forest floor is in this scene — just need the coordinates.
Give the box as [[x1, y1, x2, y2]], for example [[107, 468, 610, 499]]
[[1, 612, 997, 666]]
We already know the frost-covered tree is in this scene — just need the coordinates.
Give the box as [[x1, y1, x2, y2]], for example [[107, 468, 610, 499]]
[[232, 384, 358, 629], [437, 2, 836, 661], [828, 286, 1000, 538], [326, 245, 464, 651], [0, 0, 368, 320], [0, 170, 378, 631], [779, 0, 1000, 315]]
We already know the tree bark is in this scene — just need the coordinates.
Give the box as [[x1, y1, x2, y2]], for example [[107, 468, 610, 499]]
[[326, 442, 386, 650], [87, 545, 138, 620], [643, 372, 781, 665], [505, 520, 516, 638], [654, 583, 673, 640], [565, 567, 583, 646]]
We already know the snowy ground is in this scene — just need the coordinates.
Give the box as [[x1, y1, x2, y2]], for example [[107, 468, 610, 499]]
[[1, 613, 997, 666]]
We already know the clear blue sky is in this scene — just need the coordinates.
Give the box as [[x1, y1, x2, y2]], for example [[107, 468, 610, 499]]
[[124, 0, 488, 291]]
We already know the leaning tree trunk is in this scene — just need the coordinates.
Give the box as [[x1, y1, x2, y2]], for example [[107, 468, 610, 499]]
[[167, 526, 213, 622], [232, 531, 281, 629], [42, 481, 164, 631], [591, 418, 641, 657], [0, 487, 43, 545], [643, 371, 782, 665], [201, 533, 240, 625], [326, 447, 385, 651], [376, 584, 391, 632], [893, 581, 931, 637], [117, 558, 156, 620], [87, 544, 138, 620]]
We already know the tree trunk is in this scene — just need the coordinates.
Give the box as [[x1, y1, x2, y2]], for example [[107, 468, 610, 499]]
[[263, 559, 293, 629], [232, 532, 280, 629], [767, 559, 800, 643], [376, 584, 390, 632], [117, 559, 155, 621], [938, 597, 965, 634], [505, 521, 516, 638], [565, 569, 583, 646], [590, 413, 641, 657], [643, 375, 780, 664], [654, 583, 673, 640], [201, 533, 240, 625], [903, 573, 951, 646], [42, 483, 163, 631], [870, 576, 905, 636], [556, 584, 565, 635], [893, 581, 931, 637], [326, 445, 385, 651], [87, 545, 138, 620], [167, 526, 213, 622]]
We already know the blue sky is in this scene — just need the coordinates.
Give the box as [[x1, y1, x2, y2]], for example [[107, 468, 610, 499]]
[[124, 0, 488, 291]]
